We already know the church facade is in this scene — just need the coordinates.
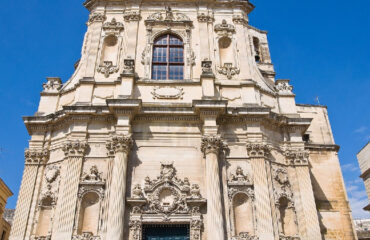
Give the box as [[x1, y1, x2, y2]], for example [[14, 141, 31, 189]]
[[10, 0, 357, 240]]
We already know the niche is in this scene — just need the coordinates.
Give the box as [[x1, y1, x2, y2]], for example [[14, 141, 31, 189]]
[[233, 193, 254, 235], [36, 197, 53, 236], [77, 192, 100, 235], [218, 36, 234, 66], [100, 35, 118, 64], [253, 37, 261, 62], [278, 197, 297, 237]]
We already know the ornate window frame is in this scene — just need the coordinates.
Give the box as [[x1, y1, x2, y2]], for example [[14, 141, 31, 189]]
[[127, 162, 206, 240], [141, 8, 195, 81]]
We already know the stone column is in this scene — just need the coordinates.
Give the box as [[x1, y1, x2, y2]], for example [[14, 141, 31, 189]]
[[285, 150, 321, 240], [246, 143, 274, 240], [52, 141, 88, 240], [9, 149, 49, 240], [106, 135, 133, 240], [201, 135, 226, 240]]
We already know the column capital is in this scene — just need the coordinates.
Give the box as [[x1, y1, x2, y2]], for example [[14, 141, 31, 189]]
[[106, 134, 133, 155], [201, 135, 227, 156], [24, 149, 49, 165], [284, 149, 309, 166], [246, 142, 271, 158], [87, 12, 106, 25], [62, 140, 88, 158]]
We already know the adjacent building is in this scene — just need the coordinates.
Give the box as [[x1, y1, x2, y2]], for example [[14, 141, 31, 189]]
[[358, 142, 370, 211], [0, 178, 13, 240], [9, 0, 357, 239]]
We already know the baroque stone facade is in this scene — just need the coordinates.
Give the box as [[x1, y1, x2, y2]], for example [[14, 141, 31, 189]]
[[10, 0, 356, 240], [0, 178, 13, 240]]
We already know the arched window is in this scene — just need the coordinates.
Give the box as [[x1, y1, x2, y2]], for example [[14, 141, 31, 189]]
[[152, 34, 184, 80]]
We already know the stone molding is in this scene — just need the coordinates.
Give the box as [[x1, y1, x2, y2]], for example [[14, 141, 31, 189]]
[[62, 141, 88, 158], [25, 149, 49, 165], [106, 134, 133, 155], [201, 135, 227, 156], [246, 143, 271, 158], [151, 86, 184, 100]]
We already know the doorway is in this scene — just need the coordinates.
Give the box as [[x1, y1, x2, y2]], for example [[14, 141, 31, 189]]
[[142, 224, 190, 240]]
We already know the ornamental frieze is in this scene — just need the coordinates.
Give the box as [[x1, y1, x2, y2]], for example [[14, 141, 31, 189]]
[[284, 149, 309, 166], [87, 12, 106, 24], [25, 149, 49, 165], [62, 140, 88, 157], [246, 143, 271, 157]]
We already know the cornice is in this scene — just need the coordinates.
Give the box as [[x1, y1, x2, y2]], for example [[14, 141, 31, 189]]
[[23, 101, 312, 135], [305, 143, 340, 152]]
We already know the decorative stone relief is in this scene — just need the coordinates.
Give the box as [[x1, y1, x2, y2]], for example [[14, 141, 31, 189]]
[[62, 141, 88, 158], [102, 18, 124, 35], [217, 63, 240, 80], [72, 232, 101, 240], [228, 187, 254, 201], [78, 165, 105, 199], [31, 236, 51, 240], [232, 232, 259, 240], [232, 14, 248, 25], [122, 58, 135, 76], [228, 166, 252, 185], [279, 236, 300, 240], [214, 19, 235, 37], [197, 13, 214, 22], [246, 143, 271, 158], [127, 162, 205, 240], [284, 149, 309, 166], [272, 166, 294, 208], [39, 165, 61, 206], [275, 80, 293, 95], [97, 61, 119, 78], [25, 149, 49, 165], [124, 11, 141, 22], [42, 77, 62, 93], [201, 60, 213, 76], [88, 12, 106, 24], [151, 86, 184, 100], [201, 135, 228, 156], [146, 7, 191, 24]]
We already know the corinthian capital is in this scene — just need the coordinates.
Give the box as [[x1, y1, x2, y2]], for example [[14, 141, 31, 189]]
[[62, 141, 88, 157], [201, 135, 227, 156], [25, 149, 49, 165], [246, 143, 271, 158], [106, 134, 133, 155], [284, 149, 309, 166], [88, 12, 106, 24]]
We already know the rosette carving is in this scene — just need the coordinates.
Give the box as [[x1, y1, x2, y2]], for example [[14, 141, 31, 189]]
[[62, 141, 88, 157], [25, 149, 49, 165], [201, 135, 227, 156], [106, 134, 133, 154], [246, 143, 271, 157]]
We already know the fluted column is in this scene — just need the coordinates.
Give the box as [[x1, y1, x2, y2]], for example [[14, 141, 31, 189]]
[[106, 135, 133, 240], [246, 143, 274, 240], [52, 141, 88, 240], [285, 150, 321, 240], [9, 149, 49, 240], [201, 135, 225, 240]]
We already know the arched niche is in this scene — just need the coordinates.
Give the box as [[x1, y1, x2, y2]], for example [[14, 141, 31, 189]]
[[252, 37, 261, 62], [36, 197, 53, 237], [278, 197, 298, 237], [232, 193, 254, 236], [77, 192, 100, 235], [100, 34, 119, 64], [218, 36, 234, 66]]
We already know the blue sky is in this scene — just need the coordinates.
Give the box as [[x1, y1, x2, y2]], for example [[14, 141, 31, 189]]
[[0, 0, 369, 218]]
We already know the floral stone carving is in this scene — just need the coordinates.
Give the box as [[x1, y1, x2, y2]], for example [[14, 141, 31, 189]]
[[218, 63, 240, 79], [151, 86, 184, 100], [97, 61, 119, 78]]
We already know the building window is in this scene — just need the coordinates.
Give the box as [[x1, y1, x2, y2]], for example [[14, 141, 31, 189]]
[[152, 34, 184, 80]]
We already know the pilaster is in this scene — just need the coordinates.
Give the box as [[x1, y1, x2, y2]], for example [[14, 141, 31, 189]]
[[105, 135, 133, 240], [9, 149, 49, 240], [246, 143, 275, 240], [285, 149, 321, 240], [52, 141, 88, 240]]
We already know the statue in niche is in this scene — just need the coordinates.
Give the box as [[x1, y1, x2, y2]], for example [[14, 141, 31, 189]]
[[81, 165, 102, 182]]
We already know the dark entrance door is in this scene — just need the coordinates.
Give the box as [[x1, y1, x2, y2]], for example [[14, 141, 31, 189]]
[[143, 224, 190, 240]]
